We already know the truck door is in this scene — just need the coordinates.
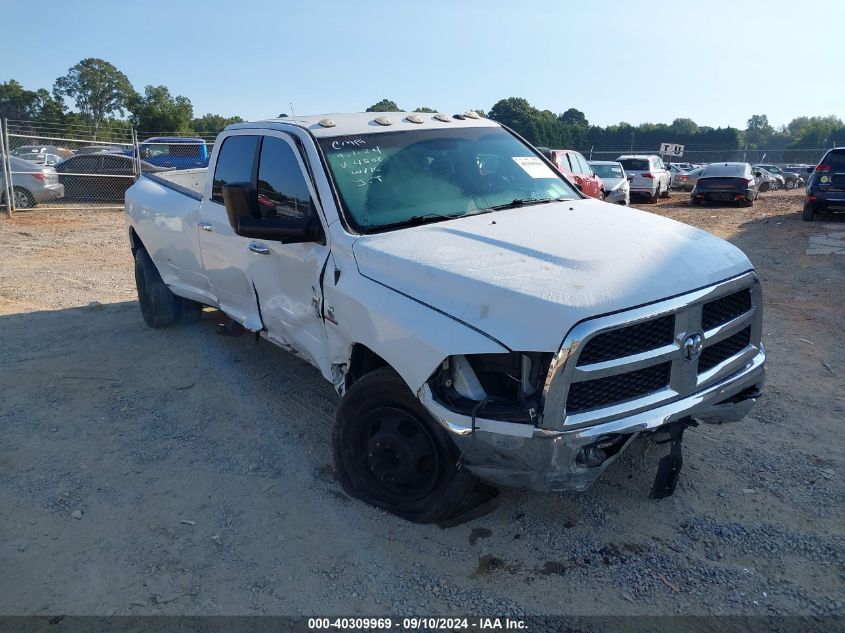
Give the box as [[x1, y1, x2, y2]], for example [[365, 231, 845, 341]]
[[196, 133, 263, 330], [244, 134, 330, 371]]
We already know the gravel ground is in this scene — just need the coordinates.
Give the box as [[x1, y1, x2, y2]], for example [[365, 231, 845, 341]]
[[0, 192, 843, 617]]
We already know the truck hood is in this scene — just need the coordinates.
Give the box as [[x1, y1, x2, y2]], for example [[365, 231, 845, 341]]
[[352, 198, 753, 351]]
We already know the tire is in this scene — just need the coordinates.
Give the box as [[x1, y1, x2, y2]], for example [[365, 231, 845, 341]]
[[786, 180, 795, 190], [2, 187, 36, 209], [660, 181, 670, 198], [333, 367, 476, 523], [802, 203, 815, 221], [759, 182, 770, 193], [743, 198, 754, 208], [134, 247, 202, 328], [649, 185, 660, 203], [690, 197, 701, 206]]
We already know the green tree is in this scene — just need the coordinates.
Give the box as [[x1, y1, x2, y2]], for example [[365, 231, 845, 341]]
[[0, 80, 41, 119], [0, 80, 67, 131], [366, 99, 402, 112], [413, 106, 436, 113], [54, 58, 134, 139], [129, 85, 193, 134], [488, 98, 538, 136], [561, 108, 588, 127], [745, 114, 774, 148], [670, 117, 699, 137], [190, 113, 244, 136]]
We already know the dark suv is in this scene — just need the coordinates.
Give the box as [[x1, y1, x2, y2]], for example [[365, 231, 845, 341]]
[[803, 148, 845, 221]]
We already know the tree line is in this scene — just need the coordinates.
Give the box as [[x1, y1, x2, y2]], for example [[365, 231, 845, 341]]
[[1, 58, 842, 151], [0, 58, 243, 140], [369, 97, 843, 152]]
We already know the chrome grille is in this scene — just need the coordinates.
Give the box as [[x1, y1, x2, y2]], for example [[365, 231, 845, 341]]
[[698, 327, 751, 373], [544, 272, 763, 429], [566, 362, 671, 413], [577, 315, 674, 366], [702, 289, 751, 330]]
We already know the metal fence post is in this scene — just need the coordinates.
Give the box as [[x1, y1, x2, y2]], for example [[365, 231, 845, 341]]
[[1, 119, 14, 217]]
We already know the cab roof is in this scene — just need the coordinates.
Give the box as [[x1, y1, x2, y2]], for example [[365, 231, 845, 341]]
[[225, 112, 500, 138]]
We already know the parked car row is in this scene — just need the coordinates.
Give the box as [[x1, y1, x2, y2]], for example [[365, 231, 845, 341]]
[[537, 148, 673, 205]]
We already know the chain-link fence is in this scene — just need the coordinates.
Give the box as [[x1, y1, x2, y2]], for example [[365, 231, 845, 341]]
[[0, 118, 834, 218], [581, 145, 829, 169], [0, 119, 218, 217]]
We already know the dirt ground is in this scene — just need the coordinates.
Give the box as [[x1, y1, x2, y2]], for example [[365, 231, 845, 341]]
[[0, 191, 842, 617]]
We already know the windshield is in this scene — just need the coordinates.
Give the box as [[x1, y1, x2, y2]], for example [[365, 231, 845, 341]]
[[758, 165, 781, 174], [618, 158, 650, 171], [592, 163, 624, 179], [318, 127, 578, 232]]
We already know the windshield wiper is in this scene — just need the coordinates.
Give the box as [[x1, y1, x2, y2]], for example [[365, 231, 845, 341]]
[[364, 212, 464, 234], [484, 197, 570, 211]]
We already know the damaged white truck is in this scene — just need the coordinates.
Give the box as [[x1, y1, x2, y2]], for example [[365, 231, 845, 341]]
[[124, 112, 766, 523]]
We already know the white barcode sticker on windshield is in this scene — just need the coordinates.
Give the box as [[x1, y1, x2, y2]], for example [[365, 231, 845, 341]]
[[512, 156, 556, 179]]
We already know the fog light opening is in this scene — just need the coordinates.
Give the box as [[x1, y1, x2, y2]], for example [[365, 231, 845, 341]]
[[576, 433, 630, 469]]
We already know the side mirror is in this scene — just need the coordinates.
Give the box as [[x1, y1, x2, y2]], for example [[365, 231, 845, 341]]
[[754, 171, 762, 177], [222, 183, 259, 229], [224, 183, 323, 244]]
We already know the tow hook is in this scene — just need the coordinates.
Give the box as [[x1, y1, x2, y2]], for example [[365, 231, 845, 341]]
[[649, 418, 698, 500]]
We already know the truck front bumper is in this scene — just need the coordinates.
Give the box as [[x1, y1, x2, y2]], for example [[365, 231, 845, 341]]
[[420, 347, 765, 492]]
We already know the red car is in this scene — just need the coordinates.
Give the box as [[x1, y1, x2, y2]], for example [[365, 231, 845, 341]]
[[547, 149, 604, 199]]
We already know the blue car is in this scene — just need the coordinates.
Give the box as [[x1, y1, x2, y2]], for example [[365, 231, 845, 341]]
[[134, 137, 209, 169]]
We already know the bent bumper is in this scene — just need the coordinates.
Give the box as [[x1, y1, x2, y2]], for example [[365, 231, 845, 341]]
[[420, 348, 765, 492], [605, 189, 629, 205]]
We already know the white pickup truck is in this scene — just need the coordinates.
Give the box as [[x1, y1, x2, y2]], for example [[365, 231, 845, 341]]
[[125, 112, 766, 523]]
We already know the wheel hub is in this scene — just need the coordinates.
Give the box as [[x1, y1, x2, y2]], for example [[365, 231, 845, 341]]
[[361, 407, 439, 499]]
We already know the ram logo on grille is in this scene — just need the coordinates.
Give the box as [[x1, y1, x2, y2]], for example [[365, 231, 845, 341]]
[[682, 332, 704, 362]]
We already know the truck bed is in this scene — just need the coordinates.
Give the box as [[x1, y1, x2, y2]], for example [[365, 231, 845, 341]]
[[145, 168, 207, 199]]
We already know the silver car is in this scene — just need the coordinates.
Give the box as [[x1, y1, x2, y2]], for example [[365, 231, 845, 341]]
[[1, 154, 65, 208], [754, 167, 781, 192], [671, 166, 705, 191], [589, 160, 629, 205]]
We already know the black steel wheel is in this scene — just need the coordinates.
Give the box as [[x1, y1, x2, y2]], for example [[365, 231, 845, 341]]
[[358, 406, 441, 502], [333, 367, 476, 523]]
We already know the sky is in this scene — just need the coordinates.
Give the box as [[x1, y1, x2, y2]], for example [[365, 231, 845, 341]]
[[3, 0, 844, 130]]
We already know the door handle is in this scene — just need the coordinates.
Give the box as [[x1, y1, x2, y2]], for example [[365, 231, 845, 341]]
[[198, 222, 213, 232], [248, 242, 270, 255]]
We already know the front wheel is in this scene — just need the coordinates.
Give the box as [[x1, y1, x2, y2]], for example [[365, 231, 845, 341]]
[[333, 367, 476, 523]]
